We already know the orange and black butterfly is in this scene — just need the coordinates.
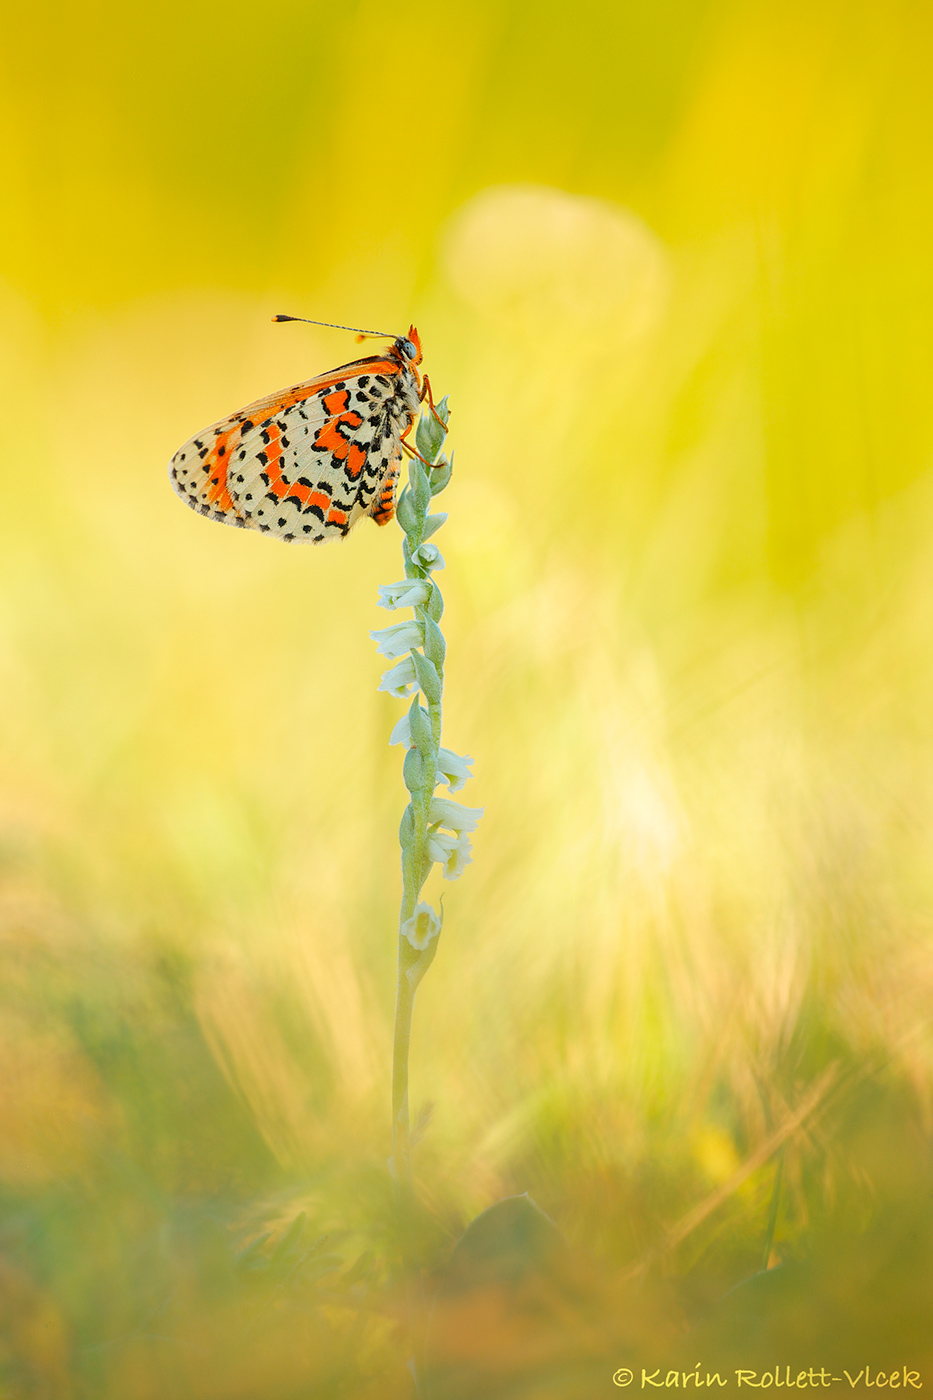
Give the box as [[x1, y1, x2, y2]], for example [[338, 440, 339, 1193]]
[[169, 318, 436, 543]]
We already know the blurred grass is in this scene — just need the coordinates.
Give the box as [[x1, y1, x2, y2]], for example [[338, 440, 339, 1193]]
[[1, 0, 933, 1394]]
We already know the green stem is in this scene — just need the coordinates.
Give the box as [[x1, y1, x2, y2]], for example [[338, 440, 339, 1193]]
[[392, 784, 438, 1187], [392, 939, 418, 1192], [391, 595, 442, 1189], [428, 696, 442, 754], [391, 909, 438, 1393]]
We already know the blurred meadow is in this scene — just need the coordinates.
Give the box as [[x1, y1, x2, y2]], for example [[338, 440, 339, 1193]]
[[2, 0, 933, 1394]]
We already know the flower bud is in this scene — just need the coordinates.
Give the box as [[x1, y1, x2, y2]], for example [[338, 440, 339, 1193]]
[[412, 542, 444, 571]]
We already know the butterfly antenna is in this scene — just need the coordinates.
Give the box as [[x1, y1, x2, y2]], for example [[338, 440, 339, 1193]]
[[273, 314, 396, 340]]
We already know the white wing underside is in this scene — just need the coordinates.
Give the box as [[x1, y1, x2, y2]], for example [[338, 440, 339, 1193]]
[[169, 359, 419, 543]]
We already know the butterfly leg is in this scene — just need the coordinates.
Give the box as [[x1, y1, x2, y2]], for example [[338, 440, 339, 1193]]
[[399, 436, 436, 468], [418, 373, 447, 430], [398, 413, 443, 469], [397, 377, 448, 468]]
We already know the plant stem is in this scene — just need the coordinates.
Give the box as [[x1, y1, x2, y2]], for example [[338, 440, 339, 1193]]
[[392, 941, 417, 1191]]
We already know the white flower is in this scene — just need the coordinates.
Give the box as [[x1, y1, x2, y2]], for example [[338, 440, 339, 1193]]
[[377, 579, 431, 610], [412, 542, 445, 571], [388, 713, 413, 747], [377, 656, 418, 698], [370, 620, 424, 658], [426, 829, 474, 880], [401, 902, 443, 949], [429, 796, 484, 833], [436, 747, 473, 792]]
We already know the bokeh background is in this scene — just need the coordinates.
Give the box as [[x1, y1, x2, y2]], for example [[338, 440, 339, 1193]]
[[2, 0, 933, 1394]]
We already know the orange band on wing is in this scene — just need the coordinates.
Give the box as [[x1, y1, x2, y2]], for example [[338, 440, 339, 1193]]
[[204, 427, 239, 512], [313, 412, 364, 460], [322, 388, 350, 415], [345, 442, 366, 479]]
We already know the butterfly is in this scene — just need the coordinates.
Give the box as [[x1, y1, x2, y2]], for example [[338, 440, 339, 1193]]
[[168, 317, 437, 543]]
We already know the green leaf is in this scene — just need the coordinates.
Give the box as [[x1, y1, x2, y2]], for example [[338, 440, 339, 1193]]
[[395, 484, 418, 536], [408, 699, 434, 758], [412, 649, 442, 705], [416, 408, 448, 464], [429, 452, 454, 496], [407, 456, 431, 516], [403, 745, 426, 794], [399, 803, 416, 849], [423, 616, 446, 671], [424, 581, 445, 623]]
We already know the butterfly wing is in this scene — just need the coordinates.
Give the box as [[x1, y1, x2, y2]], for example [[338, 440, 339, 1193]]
[[169, 352, 414, 543]]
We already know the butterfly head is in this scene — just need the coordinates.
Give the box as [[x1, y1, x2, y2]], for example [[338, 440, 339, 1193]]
[[395, 325, 422, 367]]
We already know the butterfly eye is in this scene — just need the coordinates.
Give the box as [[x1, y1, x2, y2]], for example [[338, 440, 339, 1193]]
[[400, 339, 417, 361]]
